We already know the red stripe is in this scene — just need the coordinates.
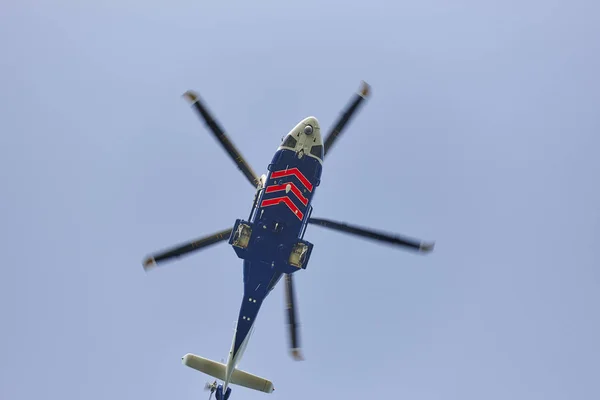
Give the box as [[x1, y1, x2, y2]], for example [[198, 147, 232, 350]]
[[260, 196, 304, 220], [265, 183, 309, 206], [270, 168, 313, 192]]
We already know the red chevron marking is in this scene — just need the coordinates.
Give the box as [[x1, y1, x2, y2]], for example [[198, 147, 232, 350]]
[[270, 168, 313, 192], [265, 183, 308, 206], [260, 196, 304, 220]]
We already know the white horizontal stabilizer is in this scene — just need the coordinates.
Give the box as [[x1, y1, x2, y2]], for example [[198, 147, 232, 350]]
[[182, 353, 274, 393]]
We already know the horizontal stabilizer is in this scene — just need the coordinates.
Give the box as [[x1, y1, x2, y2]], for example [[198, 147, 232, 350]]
[[182, 353, 274, 393]]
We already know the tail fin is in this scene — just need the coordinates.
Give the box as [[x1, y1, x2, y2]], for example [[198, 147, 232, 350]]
[[182, 353, 275, 393]]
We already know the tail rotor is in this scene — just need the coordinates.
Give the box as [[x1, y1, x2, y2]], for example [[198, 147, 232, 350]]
[[205, 380, 218, 400]]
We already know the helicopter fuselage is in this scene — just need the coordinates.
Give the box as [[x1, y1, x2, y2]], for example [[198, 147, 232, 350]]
[[221, 116, 324, 394]]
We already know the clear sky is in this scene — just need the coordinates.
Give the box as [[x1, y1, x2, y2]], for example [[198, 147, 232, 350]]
[[1, 1, 599, 399]]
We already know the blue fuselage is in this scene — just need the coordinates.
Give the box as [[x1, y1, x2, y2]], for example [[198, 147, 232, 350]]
[[227, 147, 322, 359]]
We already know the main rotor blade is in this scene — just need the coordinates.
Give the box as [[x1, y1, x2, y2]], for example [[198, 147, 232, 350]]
[[142, 228, 233, 271], [323, 81, 371, 158], [284, 273, 304, 361], [308, 217, 434, 253], [183, 91, 261, 188]]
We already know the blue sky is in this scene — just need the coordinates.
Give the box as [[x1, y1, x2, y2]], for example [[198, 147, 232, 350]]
[[1, 1, 599, 399]]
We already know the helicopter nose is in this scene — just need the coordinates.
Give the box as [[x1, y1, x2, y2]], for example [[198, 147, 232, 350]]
[[279, 116, 323, 153]]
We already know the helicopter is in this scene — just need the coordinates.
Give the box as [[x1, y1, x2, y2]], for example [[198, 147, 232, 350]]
[[142, 81, 435, 400]]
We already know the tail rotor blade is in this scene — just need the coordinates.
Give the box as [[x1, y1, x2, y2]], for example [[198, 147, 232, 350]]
[[142, 228, 233, 271], [308, 217, 434, 253], [284, 273, 303, 361], [183, 90, 261, 188], [323, 81, 371, 158]]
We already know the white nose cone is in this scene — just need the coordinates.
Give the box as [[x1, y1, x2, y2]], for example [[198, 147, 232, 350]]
[[285, 184, 292, 193], [278, 116, 323, 162]]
